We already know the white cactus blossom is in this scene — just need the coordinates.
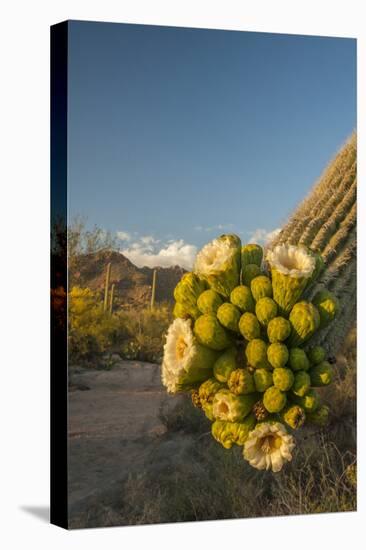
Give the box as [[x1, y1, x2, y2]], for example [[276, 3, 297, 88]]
[[194, 237, 235, 276], [243, 421, 295, 472], [161, 318, 217, 394], [161, 318, 195, 392], [266, 244, 315, 279]]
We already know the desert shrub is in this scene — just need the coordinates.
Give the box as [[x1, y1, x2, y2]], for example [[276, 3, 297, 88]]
[[158, 394, 209, 434], [119, 303, 173, 362], [68, 287, 173, 364], [68, 286, 124, 361]]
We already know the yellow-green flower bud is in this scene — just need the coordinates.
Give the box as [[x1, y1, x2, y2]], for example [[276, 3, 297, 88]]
[[291, 389, 320, 412], [288, 301, 320, 347], [280, 404, 306, 429], [217, 302, 241, 333], [267, 316, 291, 343], [194, 314, 232, 350], [255, 297, 278, 327], [273, 368, 294, 391], [212, 414, 256, 448], [263, 386, 287, 413], [307, 345, 326, 365], [267, 342, 289, 369], [213, 347, 238, 383], [251, 275, 273, 301], [289, 347, 310, 371], [246, 338, 270, 369], [239, 312, 261, 340], [242, 263, 261, 286], [174, 272, 206, 318], [197, 289, 223, 315], [241, 244, 263, 267], [253, 368, 273, 392], [312, 290, 339, 328], [230, 285, 255, 313], [198, 377, 224, 407], [213, 389, 258, 422], [306, 404, 330, 426], [194, 234, 241, 297], [202, 402, 215, 421], [291, 370, 311, 397], [228, 368, 255, 395], [309, 361, 333, 386]]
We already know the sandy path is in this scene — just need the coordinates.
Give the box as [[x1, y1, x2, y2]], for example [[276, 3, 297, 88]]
[[68, 361, 186, 527]]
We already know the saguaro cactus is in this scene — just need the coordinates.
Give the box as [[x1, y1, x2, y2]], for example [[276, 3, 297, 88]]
[[271, 133, 356, 353], [151, 269, 157, 310], [109, 283, 115, 316], [103, 262, 111, 313]]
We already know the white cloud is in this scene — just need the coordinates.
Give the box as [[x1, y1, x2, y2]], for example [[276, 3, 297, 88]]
[[121, 238, 197, 269], [195, 223, 234, 233], [116, 230, 132, 241], [248, 228, 281, 245]]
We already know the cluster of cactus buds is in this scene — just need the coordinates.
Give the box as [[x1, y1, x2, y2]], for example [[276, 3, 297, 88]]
[[161, 234, 339, 472]]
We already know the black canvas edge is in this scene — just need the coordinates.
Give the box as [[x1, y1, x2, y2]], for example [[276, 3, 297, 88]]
[[50, 20, 69, 529]]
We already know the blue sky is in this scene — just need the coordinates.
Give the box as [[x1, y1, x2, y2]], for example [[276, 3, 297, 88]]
[[68, 21, 356, 268]]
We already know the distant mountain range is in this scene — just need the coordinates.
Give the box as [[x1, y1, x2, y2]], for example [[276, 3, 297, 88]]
[[70, 250, 186, 308]]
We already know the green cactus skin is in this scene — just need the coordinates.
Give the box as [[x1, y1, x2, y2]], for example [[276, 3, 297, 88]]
[[212, 389, 258, 422], [239, 312, 261, 341], [103, 262, 111, 313], [272, 368, 294, 391], [197, 289, 223, 315], [194, 314, 232, 350], [230, 285, 255, 313], [150, 269, 157, 310], [213, 347, 238, 383], [309, 361, 333, 386], [241, 244, 263, 267], [217, 303, 241, 333], [253, 368, 273, 392], [312, 290, 339, 328], [291, 389, 320, 413], [291, 371, 311, 397], [251, 275, 273, 301], [198, 378, 224, 407], [271, 134, 356, 354], [109, 283, 115, 316], [263, 386, 287, 413], [174, 273, 207, 319], [255, 297, 278, 327], [212, 414, 256, 449], [288, 301, 320, 347], [307, 345, 326, 365], [245, 338, 270, 369], [242, 264, 261, 286], [289, 348, 310, 371], [267, 316, 291, 343], [306, 404, 330, 426], [228, 368, 255, 395], [267, 342, 289, 369], [280, 404, 306, 430]]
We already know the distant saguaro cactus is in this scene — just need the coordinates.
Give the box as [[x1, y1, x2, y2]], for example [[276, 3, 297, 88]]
[[103, 262, 112, 313], [109, 283, 115, 316], [151, 269, 157, 310], [271, 133, 356, 353]]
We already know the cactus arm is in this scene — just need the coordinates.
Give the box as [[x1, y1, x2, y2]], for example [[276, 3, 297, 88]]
[[109, 283, 115, 316], [103, 262, 111, 313]]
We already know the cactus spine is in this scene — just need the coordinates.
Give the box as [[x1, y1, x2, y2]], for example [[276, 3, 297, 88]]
[[109, 283, 115, 316], [151, 269, 157, 310], [271, 133, 356, 353], [103, 262, 111, 313]]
